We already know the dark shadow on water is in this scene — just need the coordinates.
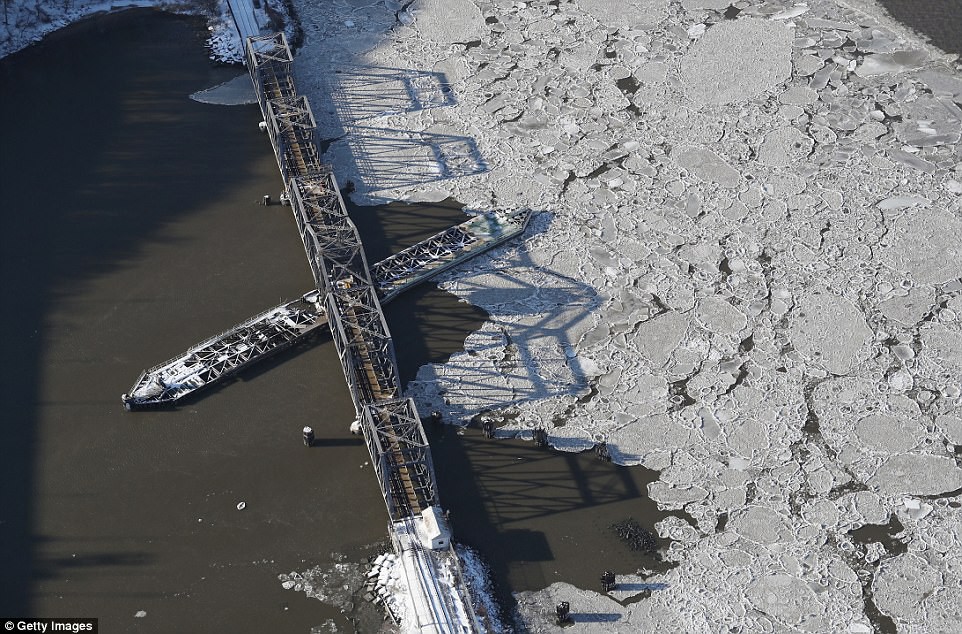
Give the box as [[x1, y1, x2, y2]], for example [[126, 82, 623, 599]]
[[306, 437, 365, 448], [428, 424, 682, 622], [877, 0, 962, 55], [614, 582, 669, 592], [341, 194, 492, 389], [572, 612, 621, 623]]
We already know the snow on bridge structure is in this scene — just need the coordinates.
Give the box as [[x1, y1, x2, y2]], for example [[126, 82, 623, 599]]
[[244, 26, 484, 634]]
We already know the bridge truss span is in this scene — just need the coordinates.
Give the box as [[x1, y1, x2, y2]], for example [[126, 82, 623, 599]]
[[238, 27, 481, 631], [363, 399, 439, 521], [247, 33, 326, 183], [288, 173, 403, 407]]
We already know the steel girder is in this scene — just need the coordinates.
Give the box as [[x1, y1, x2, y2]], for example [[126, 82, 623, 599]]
[[245, 32, 293, 76], [372, 226, 477, 294], [267, 96, 324, 182], [290, 175, 369, 288], [325, 286, 400, 406], [287, 174, 403, 410], [362, 398, 438, 521]]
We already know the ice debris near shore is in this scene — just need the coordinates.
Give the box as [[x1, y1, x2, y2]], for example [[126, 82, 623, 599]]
[[286, 0, 962, 631], [280, 546, 506, 633]]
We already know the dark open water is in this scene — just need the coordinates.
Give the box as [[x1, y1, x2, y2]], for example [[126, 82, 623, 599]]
[[0, 8, 686, 631]]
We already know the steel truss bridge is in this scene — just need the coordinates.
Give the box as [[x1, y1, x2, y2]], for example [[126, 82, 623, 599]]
[[245, 31, 481, 632], [247, 31, 439, 523]]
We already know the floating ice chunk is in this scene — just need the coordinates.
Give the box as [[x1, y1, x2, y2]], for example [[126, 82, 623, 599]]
[[879, 286, 935, 326], [648, 481, 709, 507], [687, 23, 706, 39], [891, 344, 915, 361], [622, 373, 669, 413], [887, 148, 936, 173], [881, 208, 962, 285], [788, 290, 872, 375], [820, 189, 843, 210], [894, 97, 962, 147], [680, 0, 730, 8], [134, 611, 147, 618], [573, 355, 603, 379], [856, 50, 928, 76], [729, 506, 790, 544], [935, 414, 962, 444], [779, 86, 817, 105], [608, 413, 693, 468], [746, 574, 825, 625], [672, 146, 740, 188], [679, 18, 793, 105], [869, 454, 962, 495], [877, 195, 928, 211], [695, 297, 747, 336], [809, 61, 835, 90], [901, 497, 933, 520], [757, 126, 814, 166], [413, 0, 483, 43], [872, 553, 942, 623], [728, 417, 771, 460], [855, 413, 923, 453], [190, 73, 257, 106], [918, 69, 962, 100], [631, 311, 689, 368], [634, 61, 668, 84], [576, 0, 668, 28], [803, 498, 840, 528], [852, 491, 889, 525], [920, 323, 962, 372], [236, 501, 246, 510], [772, 5, 809, 20], [728, 456, 751, 471], [807, 18, 859, 31], [795, 54, 824, 77], [887, 368, 915, 392], [548, 425, 596, 453]]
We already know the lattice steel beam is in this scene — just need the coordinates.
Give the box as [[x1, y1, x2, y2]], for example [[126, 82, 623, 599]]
[[245, 32, 293, 70], [362, 399, 439, 520]]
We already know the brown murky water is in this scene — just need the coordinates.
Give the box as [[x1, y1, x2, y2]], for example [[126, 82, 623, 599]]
[[0, 9, 386, 631], [0, 8, 677, 631]]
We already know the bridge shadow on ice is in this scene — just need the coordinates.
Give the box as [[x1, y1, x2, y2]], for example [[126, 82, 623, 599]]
[[312, 64, 487, 195]]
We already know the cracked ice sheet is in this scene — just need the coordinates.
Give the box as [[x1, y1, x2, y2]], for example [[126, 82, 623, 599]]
[[288, 0, 962, 631]]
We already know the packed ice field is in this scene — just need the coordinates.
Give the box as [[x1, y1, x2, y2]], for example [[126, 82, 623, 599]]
[[5, 0, 962, 632]]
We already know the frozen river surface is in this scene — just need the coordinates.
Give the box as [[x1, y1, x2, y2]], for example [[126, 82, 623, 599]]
[[288, 0, 962, 631]]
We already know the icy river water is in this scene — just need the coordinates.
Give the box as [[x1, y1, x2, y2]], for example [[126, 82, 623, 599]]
[[0, 8, 679, 631]]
